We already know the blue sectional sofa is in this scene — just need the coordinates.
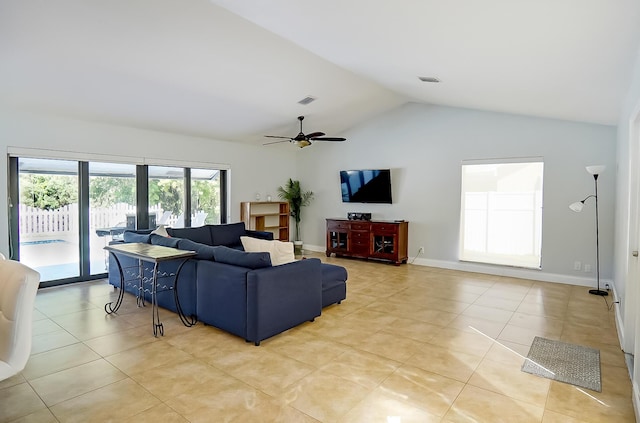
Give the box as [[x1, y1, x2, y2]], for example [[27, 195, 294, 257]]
[[107, 222, 347, 345]]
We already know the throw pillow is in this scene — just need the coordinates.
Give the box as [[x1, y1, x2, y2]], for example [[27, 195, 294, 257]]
[[240, 236, 296, 266]]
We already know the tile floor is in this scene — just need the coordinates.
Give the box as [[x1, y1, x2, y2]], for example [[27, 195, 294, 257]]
[[0, 253, 635, 422]]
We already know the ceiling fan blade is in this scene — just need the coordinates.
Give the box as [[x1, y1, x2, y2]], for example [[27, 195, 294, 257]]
[[305, 132, 325, 139], [264, 135, 291, 139], [309, 137, 346, 142], [263, 139, 291, 146]]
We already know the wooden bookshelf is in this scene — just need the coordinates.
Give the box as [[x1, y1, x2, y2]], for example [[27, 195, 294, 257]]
[[240, 201, 290, 241]]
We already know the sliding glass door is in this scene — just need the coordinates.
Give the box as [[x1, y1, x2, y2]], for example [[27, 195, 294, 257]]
[[16, 158, 81, 281], [89, 162, 137, 275], [191, 168, 221, 225], [149, 165, 185, 228], [10, 155, 227, 286]]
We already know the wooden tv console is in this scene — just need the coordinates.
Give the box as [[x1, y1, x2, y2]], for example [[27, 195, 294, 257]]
[[325, 218, 408, 265]]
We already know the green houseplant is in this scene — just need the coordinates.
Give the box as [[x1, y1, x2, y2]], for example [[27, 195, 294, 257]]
[[277, 178, 313, 254]]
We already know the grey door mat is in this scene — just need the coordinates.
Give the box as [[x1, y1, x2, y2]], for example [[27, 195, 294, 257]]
[[521, 336, 601, 392]]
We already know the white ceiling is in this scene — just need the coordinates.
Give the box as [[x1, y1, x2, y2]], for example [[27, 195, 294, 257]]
[[2, 0, 639, 145]]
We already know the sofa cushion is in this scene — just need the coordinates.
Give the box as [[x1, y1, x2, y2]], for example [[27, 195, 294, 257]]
[[149, 233, 180, 248], [177, 238, 218, 260], [123, 231, 151, 244], [212, 245, 272, 269], [167, 226, 213, 245], [210, 223, 247, 248], [320, 263, 348, 286], [240, 236, 296, 266], [320, 263, 347, 307]]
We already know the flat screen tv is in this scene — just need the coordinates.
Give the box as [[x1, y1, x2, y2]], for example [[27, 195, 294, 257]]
[[340, 169, 392, 204]]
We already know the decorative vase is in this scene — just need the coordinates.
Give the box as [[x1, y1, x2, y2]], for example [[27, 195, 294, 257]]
[[293, 240, 303, 256]]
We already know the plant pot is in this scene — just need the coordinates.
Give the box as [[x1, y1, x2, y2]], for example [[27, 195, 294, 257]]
[[293, 240, 303, 256]]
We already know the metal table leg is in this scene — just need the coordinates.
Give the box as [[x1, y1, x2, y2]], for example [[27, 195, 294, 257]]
[[173, 258, 197, 327], [151, 262, 164, 336], [105, 253, 126, 314]]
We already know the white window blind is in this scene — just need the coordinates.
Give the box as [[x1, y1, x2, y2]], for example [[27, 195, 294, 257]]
[[459, 159, 544, 269]]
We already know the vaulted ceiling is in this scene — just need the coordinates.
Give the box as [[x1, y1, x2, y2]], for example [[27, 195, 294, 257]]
[[2, 1, 639, 144]]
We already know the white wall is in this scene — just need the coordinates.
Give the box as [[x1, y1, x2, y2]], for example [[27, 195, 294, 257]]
[[298, 102, 617, 285], [614, 47, 640, 416], [0, 110, 298, 257], [1, 105, 617, 286]]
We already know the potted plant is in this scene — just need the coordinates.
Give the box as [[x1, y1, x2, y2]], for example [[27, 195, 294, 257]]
[[277, 178, 313, 255]]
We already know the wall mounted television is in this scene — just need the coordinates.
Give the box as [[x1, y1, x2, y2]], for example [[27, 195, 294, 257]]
[[340, 169, 392, 204]]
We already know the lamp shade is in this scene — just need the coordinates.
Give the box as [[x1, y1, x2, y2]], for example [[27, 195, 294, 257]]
[[569, 201, 584, 212], [586, 165, 606, 175]]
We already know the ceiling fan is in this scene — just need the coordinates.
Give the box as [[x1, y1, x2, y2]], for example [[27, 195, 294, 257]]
[[264, 116, 346, 148]]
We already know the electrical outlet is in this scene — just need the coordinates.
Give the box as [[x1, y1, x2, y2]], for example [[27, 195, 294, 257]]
[[584, 264, 592, 272], [573, 261, 581, 271], [418, 246, 424, 254]]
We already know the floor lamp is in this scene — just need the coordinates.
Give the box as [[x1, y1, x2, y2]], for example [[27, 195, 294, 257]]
[[569, 165, 608, 296]]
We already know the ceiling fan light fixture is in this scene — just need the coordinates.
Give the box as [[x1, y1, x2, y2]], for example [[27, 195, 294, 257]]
[[418, 76, 440, 83], [263, 116, 346, 148], [297, 96, 316, 105]]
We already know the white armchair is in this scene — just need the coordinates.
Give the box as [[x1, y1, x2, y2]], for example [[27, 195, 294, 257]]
[[0, 259, 40, 381]]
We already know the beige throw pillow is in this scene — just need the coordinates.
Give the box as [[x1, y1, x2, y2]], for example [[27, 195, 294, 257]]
[[240, 236, 296, 266]]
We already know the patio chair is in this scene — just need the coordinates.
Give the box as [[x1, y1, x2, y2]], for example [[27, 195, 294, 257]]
[[192, 212, 208, 227], [0, 259, 40, 381], [172, 214, 185, 228], [156, 211, 172, 226]]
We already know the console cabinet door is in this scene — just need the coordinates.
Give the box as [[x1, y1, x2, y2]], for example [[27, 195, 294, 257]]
[[326, 220, 349, 255], [370, 223, 398, 260]]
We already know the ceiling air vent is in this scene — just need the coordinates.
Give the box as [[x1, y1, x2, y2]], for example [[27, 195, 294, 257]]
[[297, 96, 316, 105]]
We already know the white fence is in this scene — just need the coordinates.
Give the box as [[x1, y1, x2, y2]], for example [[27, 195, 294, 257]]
[[19, 203, 175, 239]]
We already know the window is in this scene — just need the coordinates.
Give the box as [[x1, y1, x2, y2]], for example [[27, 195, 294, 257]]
[[459, 159, 544, 269]]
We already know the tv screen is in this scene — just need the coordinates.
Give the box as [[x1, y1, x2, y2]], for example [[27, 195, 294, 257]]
[[340, 169, 392, 204]]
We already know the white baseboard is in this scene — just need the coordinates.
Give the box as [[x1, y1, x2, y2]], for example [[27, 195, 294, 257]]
[[306, 243, 612, 287], [611, 284, 626, 351]]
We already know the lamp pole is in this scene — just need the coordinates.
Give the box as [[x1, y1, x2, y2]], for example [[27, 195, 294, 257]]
[[570, 165, 608, 296], [589, 172, 607, 296]]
